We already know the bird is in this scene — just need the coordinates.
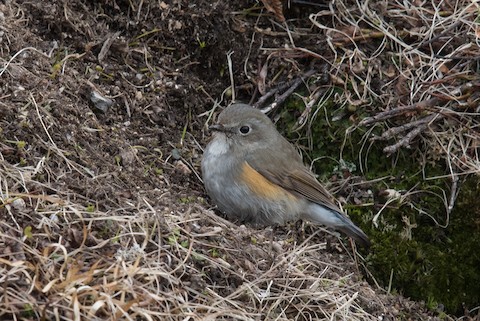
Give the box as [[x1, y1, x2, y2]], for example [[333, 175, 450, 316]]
[[201, 103, 370, 247]]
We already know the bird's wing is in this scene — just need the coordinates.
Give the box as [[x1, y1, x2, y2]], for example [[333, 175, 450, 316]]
[[245, 148, 342, 214], [245, 146, 371, 248]]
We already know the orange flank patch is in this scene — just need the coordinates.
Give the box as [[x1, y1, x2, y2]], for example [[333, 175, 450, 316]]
[[240, 162, 295, 200]]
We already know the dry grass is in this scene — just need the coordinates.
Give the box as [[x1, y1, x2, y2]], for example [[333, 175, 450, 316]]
[[0, 156, 380, 320], [308, 0, 480, 176], [252, 0, 480, 176]]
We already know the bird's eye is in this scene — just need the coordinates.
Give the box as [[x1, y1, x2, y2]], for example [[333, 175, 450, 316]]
[[239, 125, 251, 135]]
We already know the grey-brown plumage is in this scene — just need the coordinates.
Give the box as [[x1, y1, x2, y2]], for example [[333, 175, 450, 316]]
[[202, 103, 370, 247]]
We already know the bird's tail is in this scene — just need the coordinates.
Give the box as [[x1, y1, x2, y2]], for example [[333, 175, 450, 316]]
[[303, 203, 371, 247], [336, 221, 371, 248]]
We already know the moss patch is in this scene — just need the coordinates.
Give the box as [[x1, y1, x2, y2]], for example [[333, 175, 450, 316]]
[[278, 95, 480, 315]]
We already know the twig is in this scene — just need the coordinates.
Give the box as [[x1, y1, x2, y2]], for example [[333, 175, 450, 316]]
[[382, 124, 428, 154], [447, 175, 459, 218], [226, 50, 236, 102], [414, 20, 464, 50], [372, 114, 438, 141], [294, 87, 327, 130], [0, 47, 52, 78], [98, 31, 122, 64], [358, 97, 441, 127], [253, 78, 296, 109], [258, 69, 316, 113], [260, 0, 285, 22], [360, 81, 480, 127]]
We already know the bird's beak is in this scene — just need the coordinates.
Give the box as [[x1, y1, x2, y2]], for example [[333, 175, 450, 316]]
[[208, 124, 225, 132]]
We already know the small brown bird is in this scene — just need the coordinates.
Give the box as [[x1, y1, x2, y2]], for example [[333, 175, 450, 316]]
[[201, 103, 370, 247]]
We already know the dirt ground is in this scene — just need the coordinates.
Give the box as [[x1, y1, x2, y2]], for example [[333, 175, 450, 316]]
[[1, 0, 479, 320]]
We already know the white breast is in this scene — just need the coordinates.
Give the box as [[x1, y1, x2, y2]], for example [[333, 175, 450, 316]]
[[205, 135, 229, 156]]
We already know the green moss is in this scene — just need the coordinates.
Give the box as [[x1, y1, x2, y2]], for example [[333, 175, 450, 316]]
[[366, 183, 480, 314], [21, 304, 35, 318], [278, 94, 480, 315]]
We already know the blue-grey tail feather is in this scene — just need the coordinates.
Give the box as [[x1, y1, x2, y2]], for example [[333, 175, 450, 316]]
[[304, 203, 371, 247], [337, 218, 371, 248]]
